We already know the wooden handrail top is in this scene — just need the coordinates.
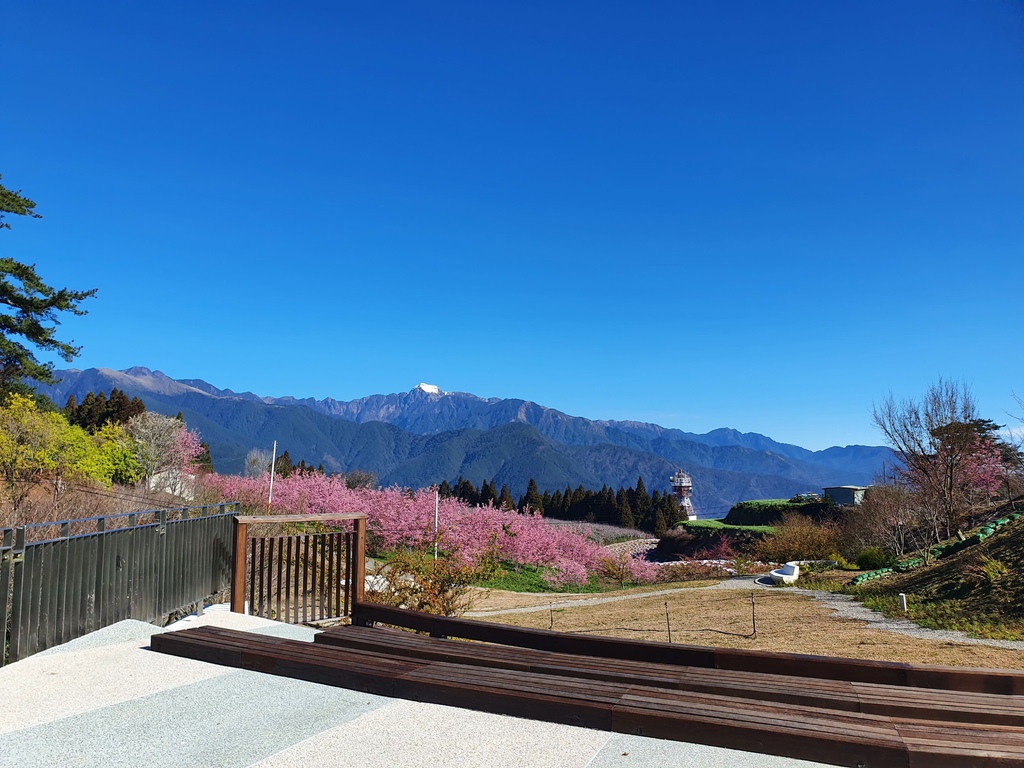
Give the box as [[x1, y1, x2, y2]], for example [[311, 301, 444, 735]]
[[235, 513, 367, 524]]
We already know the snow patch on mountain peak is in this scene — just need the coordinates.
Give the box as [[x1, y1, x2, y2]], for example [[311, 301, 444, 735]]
[[415, 383, 443, 395]]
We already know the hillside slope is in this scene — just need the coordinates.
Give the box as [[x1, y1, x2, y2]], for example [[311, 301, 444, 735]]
[[854, 503, 1024, 635]]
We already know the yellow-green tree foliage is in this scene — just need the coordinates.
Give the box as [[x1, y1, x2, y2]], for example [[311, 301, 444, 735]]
[[0, 393, 141, 523]]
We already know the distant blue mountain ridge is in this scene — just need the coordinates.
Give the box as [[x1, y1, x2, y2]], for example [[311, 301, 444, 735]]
[[35, 368, 893, 517]]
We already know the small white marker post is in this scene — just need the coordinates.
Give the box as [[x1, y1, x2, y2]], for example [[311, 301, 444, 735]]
[[898, 593, 908, 612]]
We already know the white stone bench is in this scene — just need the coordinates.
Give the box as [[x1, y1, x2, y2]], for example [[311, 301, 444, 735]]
[[769, 561, 800, 585]]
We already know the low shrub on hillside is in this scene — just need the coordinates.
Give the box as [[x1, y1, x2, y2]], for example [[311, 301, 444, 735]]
[[961, 555, 1009, 590], [754, 512, 843, 563], [656, 559, 734, 581], [658, 523, 770, 561], [856, 546, 893, 571]]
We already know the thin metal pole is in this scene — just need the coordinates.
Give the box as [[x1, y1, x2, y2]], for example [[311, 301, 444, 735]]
[[750, 592, 757, 638], [665, 601, 672, 643], [267, 440, 277, 513], [434, 489, 439, 560]]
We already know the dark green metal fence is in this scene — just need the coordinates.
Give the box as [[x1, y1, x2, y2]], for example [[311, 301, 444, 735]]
[[1, 503, 238, 666]]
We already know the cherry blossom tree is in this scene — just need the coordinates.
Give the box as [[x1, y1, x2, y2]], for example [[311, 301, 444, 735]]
[[200, 472, 652, 587]]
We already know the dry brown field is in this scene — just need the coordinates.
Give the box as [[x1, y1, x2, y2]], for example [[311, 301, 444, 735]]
[[467, 581, 1024, 670]]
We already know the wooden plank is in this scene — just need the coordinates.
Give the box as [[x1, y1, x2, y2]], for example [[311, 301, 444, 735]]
[[611, 704, 911, 768], [235, 514, 367, 524], [619, 687, 903, 741], [712, 645, 910, 686], [347, 603, 1024, 694], [904, 664, 1024, 696]]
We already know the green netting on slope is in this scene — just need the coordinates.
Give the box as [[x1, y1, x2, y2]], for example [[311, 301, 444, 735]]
[[848, 512, 1023, 586]]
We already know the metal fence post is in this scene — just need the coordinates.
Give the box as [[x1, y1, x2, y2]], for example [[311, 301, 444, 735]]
[[1, 527, 13, 666], [8, 527, 27, 663], [156, 509, 168, 616]]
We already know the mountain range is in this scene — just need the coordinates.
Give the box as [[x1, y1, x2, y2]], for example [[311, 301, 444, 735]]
[[35, 368, 892, 518]]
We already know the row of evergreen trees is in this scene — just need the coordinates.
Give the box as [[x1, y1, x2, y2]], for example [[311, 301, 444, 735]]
[[438, 475, 684, 536], [63, 388, 146, 433], [272, 450, 325, 478]]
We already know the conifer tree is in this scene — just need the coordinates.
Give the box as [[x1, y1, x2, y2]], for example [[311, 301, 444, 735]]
[[274, 450, 294, 477], [572, 484, 586, 506], [520, 478, 544, 513], [453, 476, 478, 506], [479, 478, 498, 507], [654, 507, 668, 537], [84, 391, 107, 432], [497, 484, 516, 510], [63, 393, 78, 422], [618, 495, 636, 529], [632, 476, 652, 528], [0, 175, 97, 395]]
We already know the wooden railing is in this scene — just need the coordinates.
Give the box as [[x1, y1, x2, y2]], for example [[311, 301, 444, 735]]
[[230, 514, 366, 623]]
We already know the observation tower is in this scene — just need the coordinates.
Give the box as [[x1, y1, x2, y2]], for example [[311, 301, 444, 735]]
[[671, 470, 697, 521]]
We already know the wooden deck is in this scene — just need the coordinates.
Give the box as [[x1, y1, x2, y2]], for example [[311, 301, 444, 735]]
[[150, 603, 1024, 767]]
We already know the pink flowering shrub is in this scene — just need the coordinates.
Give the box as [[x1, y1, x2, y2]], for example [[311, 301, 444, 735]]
[[173, 425, 205, 473], [200, 472, 643, 587]]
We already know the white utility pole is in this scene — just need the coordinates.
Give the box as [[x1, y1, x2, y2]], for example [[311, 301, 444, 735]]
[[267, 440, 277, 513], [434, 489, 440, 560]]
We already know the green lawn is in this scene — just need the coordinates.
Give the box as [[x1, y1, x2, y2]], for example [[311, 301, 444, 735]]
[[677, 519, 776, 535]]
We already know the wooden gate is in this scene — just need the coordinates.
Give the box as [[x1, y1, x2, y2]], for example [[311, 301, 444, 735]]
[[230, 514, 366, 623]]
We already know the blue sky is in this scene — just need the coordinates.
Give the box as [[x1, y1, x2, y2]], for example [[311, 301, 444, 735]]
[[3, 2, 1022, 451]]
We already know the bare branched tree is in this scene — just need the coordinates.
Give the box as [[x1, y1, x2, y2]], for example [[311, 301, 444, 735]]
[[873, 379, 1008, 553], [244, 447, 273, 478], [124, 412, 184, 485], [844, 482, 916, 558]]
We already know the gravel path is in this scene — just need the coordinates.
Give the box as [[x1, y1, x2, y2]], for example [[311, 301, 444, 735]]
[[712, 575, 1024, 649], [470, 572, 1024, 651]]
